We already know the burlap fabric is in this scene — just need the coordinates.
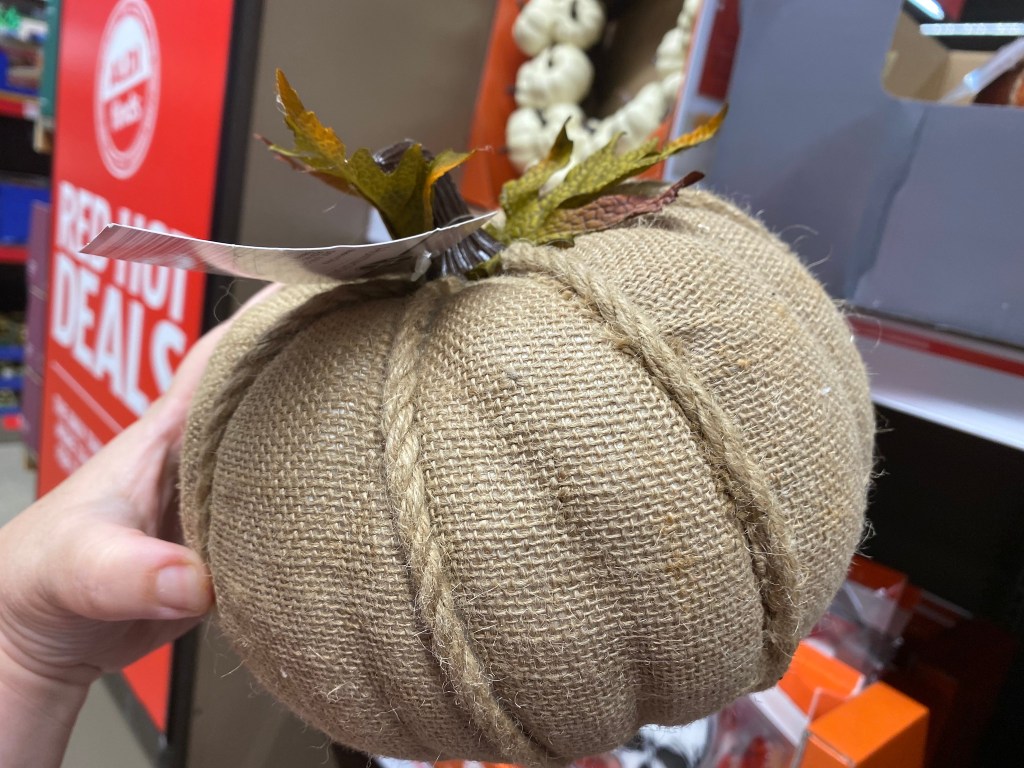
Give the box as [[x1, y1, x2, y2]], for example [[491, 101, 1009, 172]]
[[180, 191, 874, 766]]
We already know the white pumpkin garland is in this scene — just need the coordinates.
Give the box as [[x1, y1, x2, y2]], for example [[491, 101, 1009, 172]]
[[506, 0, 700, 174]]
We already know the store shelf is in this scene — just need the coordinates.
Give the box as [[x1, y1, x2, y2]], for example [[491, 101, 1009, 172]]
[[851, 314, 1024, 453], [0, 89, 39, 120], [0, 244, 27, 265]]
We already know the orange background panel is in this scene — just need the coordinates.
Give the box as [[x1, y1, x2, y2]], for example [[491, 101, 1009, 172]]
[[460, 0, 526, 210]]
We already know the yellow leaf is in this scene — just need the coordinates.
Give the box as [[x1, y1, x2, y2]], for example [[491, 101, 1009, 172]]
[[273, 70, 353, 192], [266, 69, 473, 238], [425, 148, 476, 231], [661, 106, 728, 155]]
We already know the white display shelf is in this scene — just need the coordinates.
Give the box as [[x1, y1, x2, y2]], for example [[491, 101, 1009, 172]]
[[850, 314, 1024, 452]]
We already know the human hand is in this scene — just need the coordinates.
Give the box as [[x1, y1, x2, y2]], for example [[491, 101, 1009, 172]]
[[0, 286, 277, 766]]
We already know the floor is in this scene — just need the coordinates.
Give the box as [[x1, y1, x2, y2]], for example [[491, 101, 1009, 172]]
[[0, 442, 149, 768]]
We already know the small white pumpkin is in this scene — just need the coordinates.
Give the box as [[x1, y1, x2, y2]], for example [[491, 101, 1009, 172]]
[[586, 116, 618, 152], [540, 102, 586, 146], [506, 103, 587, 172], [512, 0, 559, 57], [506, 108, 549, 171], [661, 71, 684, 102], [515, 43, 594, 109], [508, 0, 696, 178], [608, 82, 667, 150], [656, 27, 687, 79], [550, 0, 605, 50], [678, 0, 698, 31], [675, 1, 699, 62]]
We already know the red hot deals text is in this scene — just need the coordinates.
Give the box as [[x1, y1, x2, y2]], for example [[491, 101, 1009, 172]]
[[51, 180, 192, 417]]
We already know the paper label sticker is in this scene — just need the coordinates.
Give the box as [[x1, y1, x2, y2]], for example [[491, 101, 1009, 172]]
[[81, 211, 497, 284]]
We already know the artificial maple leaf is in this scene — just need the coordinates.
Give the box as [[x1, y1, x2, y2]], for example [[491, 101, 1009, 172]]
[[265, 69, 474, 238], [490, 107, 727, 245], [498, 127, 574, 228], [531, 172, 705, 244]]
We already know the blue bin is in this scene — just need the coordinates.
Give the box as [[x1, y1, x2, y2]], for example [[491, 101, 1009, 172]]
[[0, 178, 50, 244]]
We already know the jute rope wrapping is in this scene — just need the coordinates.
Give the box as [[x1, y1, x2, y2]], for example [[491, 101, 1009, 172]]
[[180, 192, 874, 766]]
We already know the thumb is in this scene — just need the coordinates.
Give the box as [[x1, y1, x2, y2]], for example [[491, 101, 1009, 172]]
[[54, 524, 213, 622]]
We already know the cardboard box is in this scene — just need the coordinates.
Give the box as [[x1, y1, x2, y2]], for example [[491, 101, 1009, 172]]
[[880, 15, 990, 103], [708, 0, 1024, 348]]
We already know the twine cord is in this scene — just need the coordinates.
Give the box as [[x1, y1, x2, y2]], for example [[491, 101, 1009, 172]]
[[380, 280, 562, 768]]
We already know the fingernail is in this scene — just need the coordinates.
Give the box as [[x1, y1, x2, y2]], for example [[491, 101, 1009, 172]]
[[156, 564, 210, 614]]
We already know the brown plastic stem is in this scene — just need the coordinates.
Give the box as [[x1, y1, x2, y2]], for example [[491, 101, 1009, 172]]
[[373, 141, 503, 279]]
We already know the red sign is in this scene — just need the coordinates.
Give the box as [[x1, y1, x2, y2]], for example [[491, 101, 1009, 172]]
[[697, 0, 739, 102], [40, 0, 236, 732]]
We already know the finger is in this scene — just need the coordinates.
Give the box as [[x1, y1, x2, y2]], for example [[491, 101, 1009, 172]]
[[150, 321, 231, 428], [65, 322, 228, 503], [55, 524, 213, 622]]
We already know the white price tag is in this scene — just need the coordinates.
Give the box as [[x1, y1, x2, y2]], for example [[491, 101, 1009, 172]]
[[81, 212, 497, 284]]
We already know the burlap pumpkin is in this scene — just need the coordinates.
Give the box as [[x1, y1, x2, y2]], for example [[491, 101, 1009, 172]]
[[180, 191, 874, 767]]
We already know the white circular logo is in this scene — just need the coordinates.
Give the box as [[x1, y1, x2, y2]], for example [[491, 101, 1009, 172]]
[[94, 0, 160, 180]]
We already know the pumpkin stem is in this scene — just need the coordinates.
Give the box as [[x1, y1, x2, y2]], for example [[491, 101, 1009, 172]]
[[373, 141, 505, 280]]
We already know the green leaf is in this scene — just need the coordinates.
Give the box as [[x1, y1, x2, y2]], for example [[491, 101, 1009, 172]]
[[491, 107, 727, 245], [494, 126, 574, 238], [265, 69, 474, 238], [347, 145, 432, 236]]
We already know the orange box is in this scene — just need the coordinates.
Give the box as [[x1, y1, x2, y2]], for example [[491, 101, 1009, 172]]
[[780, 643, 864, 721], [798, 682, 928, 768]]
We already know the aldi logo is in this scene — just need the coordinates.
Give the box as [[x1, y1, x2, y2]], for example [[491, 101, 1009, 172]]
[[94, 0, 160, 179]]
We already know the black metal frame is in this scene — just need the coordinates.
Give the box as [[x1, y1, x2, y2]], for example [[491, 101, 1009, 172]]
[[163, 1, 266, 766]]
